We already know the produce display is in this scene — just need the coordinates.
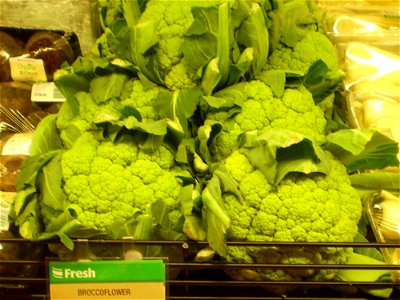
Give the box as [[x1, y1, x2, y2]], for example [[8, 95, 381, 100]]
[[2, 0, 400, 298]]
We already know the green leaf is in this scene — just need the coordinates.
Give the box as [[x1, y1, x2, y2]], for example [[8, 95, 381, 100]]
[[116, 116, 167, 136], [16, 150, 63, 192], [201, 176, 230, 257], [59, 122, 86, 149], [353, 233, 385, 261], [214, 164, 240, 197], [29, 114, 63, 156], [121, 0, 142, 28], [183, 215, 207, 241], [350, 172, 400, 194], [236, 2, 269, 76], [9, 186, 36, 221], [37, 152, 66, 211], [213, 2, 231, 91], [138, 133, 165, 152], [239, 129, 330, 184], [256, 69, 287, 97], [239, 131, 278, 184], [106, 20, 133, 63], [226, 47, 253, 86], [197, 120, 222, 164], [335, 252, 393, 298], [324, 129, 400, 173], [275, 139, 331, 183], [281, 0, 317, 47], [17, 196, 43, 240], [154, 88, 201, 135], [180, 184, 207, 241], [263, 0, 283, 51], [133, 206, 155, 241], [302, 60, 345, 104], [209, 81, 247, 107], [183, 5, 220, 79], [54, 69, 90, 104], [202, 58, 223, 96], [131, 19, 163, 85], [90, 73, 129, 104]]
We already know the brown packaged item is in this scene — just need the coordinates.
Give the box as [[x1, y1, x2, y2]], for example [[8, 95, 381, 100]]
[[0, 31, 25, 82], [23, 31, 75, 81]]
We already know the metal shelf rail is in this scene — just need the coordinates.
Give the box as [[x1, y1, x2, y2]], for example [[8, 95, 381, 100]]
[[0, 238, 399, 300]]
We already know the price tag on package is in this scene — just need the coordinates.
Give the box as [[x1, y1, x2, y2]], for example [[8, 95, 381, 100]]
[[49, 260, 166, 300], [31, 82, 66, 102]]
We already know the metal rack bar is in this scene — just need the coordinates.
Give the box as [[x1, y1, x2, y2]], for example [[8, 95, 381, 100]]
[[0, 238, 399, 299]]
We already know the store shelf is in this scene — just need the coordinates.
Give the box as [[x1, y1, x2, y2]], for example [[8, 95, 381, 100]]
[[0, 239, 399, 300]]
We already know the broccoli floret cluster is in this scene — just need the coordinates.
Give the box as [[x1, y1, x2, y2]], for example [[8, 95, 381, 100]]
[[219, 149, 361, 281], [208, 80, 327, 160], [60, 131, 188, 238]]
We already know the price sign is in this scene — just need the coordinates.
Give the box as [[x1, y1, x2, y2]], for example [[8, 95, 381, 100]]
[[49, 260, 166, 300]]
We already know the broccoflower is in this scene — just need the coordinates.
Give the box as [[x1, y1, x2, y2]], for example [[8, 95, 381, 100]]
[[59, 131, 189, 238], [207, 81, 327, 160], [214, 146, 362, 282]]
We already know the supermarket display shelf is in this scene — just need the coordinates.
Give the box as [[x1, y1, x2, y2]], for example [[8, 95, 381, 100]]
[[0, 238, 399, 300]]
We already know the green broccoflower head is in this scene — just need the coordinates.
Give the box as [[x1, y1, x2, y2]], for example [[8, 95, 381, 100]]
[[222, 150, 362, 281], [208, 81, 327, 160], [60, 131, 188, 238]]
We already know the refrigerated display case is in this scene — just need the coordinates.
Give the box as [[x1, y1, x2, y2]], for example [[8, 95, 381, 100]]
[[1, 1, 399, 299]]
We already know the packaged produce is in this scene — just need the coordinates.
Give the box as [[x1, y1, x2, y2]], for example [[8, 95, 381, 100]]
[[366, 190, 400, 281], [317, 0, 399, 54], [22, 31, 75, 82], [0, 31, 25, 82], [0, 82, 42, 129], [0, 28, 80, 83], [0, 0, 100, 56], [341, 42, 400, 167]]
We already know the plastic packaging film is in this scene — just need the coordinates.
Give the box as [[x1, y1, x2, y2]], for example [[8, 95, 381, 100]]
[[0, 0, 101, 56], [317, 1, 400, 171], [367, 190, 400, 281]]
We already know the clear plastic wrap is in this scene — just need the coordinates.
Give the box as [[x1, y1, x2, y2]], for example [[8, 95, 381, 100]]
[[340, 42, 400, 168], [317, 0, 400, 52], [1, 28, 81, 83], [366, 190, 400, 281], [0, 0, 100, 56]]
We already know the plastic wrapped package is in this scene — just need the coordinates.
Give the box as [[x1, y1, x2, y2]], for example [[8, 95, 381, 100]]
[[340, 42, 400, 169], [366, 190, 400, 281], [342, 43, 400, 123], [0, 0, 100, 56], [317, 0, 400, 53], [0, 31, 25, 82], [0, 82, 59, 194], [319, 0, 400, 170], [1, 28, 81, 83]]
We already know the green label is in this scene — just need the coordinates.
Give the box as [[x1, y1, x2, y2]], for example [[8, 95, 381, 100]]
[[49, 260, 165, 284]]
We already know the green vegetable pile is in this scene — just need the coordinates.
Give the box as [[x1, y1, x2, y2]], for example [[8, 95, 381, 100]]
[[10, 0, 400, 297]]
